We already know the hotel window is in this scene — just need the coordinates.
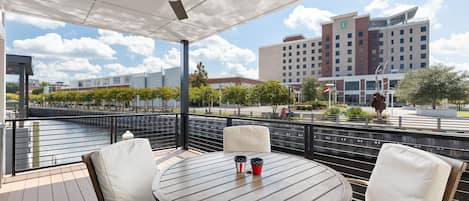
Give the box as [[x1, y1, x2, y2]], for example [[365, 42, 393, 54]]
[[289, 45, 292, 50], [282, 59, 286, 63], [421, 53, 427, 59], [325, 52, 330, 57], [391, 31, 394, 36], [297, 72, 300, 76], [358, 32, 363, 37], [379, 57, 384, 62], [336, 35, 340, 40], [348, 74, 352, 76], [410, 54, 413, 60], [283, 53, 286, 57], [296, 51, 300, 55], [283, 46, 286, 51], [409, 63, 413, 69], [391, 56, 394, 61], [409, 46, 413, 51], [288, 65, 292, 69], [421, 35, 427, 41], [336, 43, 340, 48], [326, 60, 330, 64], [400, 55, 404, 61], [347, 49, 352, 54], [318, 56, 322, 60], [311, 56, 315, 61], [380, 49, 384, 54], [303, 64, 307, 68], [303, 43, 307, 48], [283, 66, 286, 70], [289, 52, 292, 56], [303, 57, 307, 62], [296, 78, 300, 82], [311, 63, 315, 67], [379, 41, 383, 46], [391, 48, 394, 53], [345, 81, 359, 90], [421, 44, 427, 50], [326, 44, 330, 49], [303, 71, 307, 75], [283, 79, 286, 83], [311, 71, 315, 75], [113, 77, 120, 84], [297, 44, 300, 48], [400, 29, 404, 35], [421, 62, 427, 68], [318, 41, 322, 46], [372, 49, 377, 55], [312, 42, 315, 47], [358, 40, 363, 45], [348, 33, 352, 38], [400, 47, 404, 52], [379, 33, 383, 38], [347, 41, 352, 46], [296, 58, 300, 62], [400, 64, 404, 69], [318, 63, 322, 67], [347, 66, 352, 71], [288, 59, 292, 63], [336, 66, 340, 71], [400, 38, 404, 44], [288, 78, 292, 83], [289, 72, 292, 76], [421, 26, 427, 32], [391, 65, 394, 69], [391, 40, 394, 45], [311, 50, 315, 54], [318, 49, 322, 53], [347, 58, 352, 63], [326, 35, 330, 41], [303, 50, 307, 55], [335, 59, 340, 64], [335, 51, 340, 56], [409, 37, 413, 42], [283, 72, 286, 76], [296, 64, 300, 69], [410, 28, 413, 34]]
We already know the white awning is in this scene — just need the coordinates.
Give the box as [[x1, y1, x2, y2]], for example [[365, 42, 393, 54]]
[[2, 0, 299, 42]]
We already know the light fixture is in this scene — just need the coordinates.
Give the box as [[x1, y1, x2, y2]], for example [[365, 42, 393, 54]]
[[169, 0, 188, 20]]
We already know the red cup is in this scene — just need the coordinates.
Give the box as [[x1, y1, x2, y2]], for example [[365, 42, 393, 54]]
[[251, 158, 263, 176]]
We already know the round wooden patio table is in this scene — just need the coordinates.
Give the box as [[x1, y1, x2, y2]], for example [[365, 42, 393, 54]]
[[152, 152, 352, 201]]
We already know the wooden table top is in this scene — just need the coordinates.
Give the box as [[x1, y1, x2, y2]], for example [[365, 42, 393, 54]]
[[152, 152, 353, 201]]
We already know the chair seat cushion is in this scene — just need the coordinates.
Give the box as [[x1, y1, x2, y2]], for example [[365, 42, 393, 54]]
[[366, 143, 451, 201], [90, 139, 157, 201], [223, 125, 271, 152]]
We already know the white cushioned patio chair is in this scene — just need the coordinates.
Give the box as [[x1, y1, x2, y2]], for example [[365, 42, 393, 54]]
[[347, 143, 466, 201], [223, 125, 271, 152], [82, 138, 157, 201]]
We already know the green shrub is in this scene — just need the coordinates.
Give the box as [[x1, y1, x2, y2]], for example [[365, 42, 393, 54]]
[[312, 100, 328, 110], [322, 107, 341, 121], [345, 107, 369, 122], [294, 105, 313, 110]]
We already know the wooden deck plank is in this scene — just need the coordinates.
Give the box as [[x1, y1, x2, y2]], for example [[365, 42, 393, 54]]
[[21, 174, 39, 201], [50, 169, 68, 201], [37, 176, 53, 201], [72, 169, 97, 201], [61, 167, 84, 201]]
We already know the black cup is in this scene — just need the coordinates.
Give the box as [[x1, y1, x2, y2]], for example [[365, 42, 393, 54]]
[[234, 155, 247, 162], [251, 157, 263, 165]]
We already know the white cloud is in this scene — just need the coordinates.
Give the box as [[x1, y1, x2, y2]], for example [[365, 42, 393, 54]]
[[283, 5, 335, 36], [12, 33, 116, 59], [98, 29, 155, 56], [104, 48, 181, 76], [364, 0, 444, 29], [191, 35, 255, 65], [430, 32, 469, 72], [32, 58, 102, 82], [6, 12, 65, 29], [191, 35, 257, 77]]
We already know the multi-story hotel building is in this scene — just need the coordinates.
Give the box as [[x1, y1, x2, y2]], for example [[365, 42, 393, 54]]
[[259, 7, 429, 105]]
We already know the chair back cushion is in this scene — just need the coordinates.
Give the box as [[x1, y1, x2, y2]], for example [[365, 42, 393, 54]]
[[90, 138, 157, 201], [435, 154, 467, 201], [366, 143, 451, 201], [223, 125, 271, 152], [82, 152, 105, 201]]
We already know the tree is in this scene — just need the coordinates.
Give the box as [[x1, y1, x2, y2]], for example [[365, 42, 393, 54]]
[[6, 82, 19, 93], [6, 93, 19, 101], [301, 77, 320, 102], [157, 87, 178, 111], [222, 85, 250, 116], [251, 81, 289, 114], [195, 86, 219, 113], [396, 64, 468, 109], [136, 88, 153, 111], [190, 62, 208, 87], [32, 87, 44, 95]]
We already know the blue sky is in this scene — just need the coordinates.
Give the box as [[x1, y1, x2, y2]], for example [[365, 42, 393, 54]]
[[5, 0, 469, 83]]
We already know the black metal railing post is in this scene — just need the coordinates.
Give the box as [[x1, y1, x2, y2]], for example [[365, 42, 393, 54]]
[[175, 114, 179, 148], [226, 117, 233, 127], [12, 120, 16, 176], [109, 117, 115, 144], [303, 124, 314, 160]]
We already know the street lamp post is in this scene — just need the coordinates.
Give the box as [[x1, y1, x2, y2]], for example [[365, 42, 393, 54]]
[[326, 83, 335, 108]]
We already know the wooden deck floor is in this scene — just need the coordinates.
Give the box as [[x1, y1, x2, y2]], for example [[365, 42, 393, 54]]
[[0, 149, 200, 201]]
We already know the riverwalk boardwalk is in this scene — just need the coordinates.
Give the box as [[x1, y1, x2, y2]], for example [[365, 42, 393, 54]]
[[0, 149, 199, 201]]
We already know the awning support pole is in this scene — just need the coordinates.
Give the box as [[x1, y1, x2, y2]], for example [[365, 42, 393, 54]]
[[180, 40, 189, 150]]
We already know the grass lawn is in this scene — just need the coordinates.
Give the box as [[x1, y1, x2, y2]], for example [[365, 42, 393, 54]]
[[457, 111, 469, 118]]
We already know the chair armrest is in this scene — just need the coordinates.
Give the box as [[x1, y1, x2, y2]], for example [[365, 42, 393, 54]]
[[346, 178, 369, 186]]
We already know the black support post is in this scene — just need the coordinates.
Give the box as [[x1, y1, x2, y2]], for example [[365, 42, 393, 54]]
[[180, 40, 189, 150]]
